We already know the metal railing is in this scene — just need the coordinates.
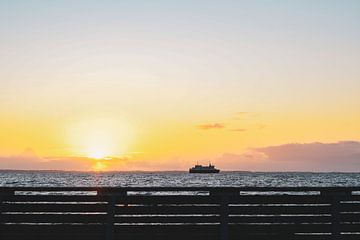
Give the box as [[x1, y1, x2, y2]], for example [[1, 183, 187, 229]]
[[1, 187, 360, 240]]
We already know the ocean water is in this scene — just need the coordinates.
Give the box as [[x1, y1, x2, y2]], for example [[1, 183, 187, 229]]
[[0, 171, 360, 187]]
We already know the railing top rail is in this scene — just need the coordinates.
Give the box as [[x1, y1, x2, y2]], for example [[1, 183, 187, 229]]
[[0, 186, 360, 192]]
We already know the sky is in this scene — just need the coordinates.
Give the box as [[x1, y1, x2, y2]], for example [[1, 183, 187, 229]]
[[0, 0, 360, 171]]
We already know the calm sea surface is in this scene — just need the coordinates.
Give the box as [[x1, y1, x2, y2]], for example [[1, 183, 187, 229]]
[[1, 171, 360, 187]]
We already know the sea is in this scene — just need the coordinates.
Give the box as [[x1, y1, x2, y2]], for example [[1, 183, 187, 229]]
[[1, 171, 360, 187]]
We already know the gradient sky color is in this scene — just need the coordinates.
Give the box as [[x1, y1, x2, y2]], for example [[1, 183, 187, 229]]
[[0, 1, 360, 171]]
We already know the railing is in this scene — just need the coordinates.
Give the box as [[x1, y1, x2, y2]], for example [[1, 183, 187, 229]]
[[1, 187, 360, 240]]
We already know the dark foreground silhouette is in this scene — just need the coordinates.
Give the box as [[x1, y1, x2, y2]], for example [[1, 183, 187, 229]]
[[0, 186, 358, 240]]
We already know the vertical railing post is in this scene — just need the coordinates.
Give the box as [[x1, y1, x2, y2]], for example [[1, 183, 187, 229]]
[[321, 189, 350, 240], [97, 189, 127, 240], [211, 189, 239, 240], [220, 195, 229, 240], [105, 195, 116, 240], [332, 194, 341, 240]]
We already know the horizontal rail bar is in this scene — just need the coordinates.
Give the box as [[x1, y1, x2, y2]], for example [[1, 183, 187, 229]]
[[1, 186, 360, 192]]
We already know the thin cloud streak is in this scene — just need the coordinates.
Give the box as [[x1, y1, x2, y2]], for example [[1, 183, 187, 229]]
[[230, 128, 247, 132], [197, 123, 225, 130], [237, 112, 249, 115]]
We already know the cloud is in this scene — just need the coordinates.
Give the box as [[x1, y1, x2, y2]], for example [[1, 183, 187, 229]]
[[237, 112, 249, 115], [230, 128, 247, 132], [0, 155, 89, 171], [2, 141, 360, 172], [255, 141, 360, 166], [197, 123, 225, 130], [215, 141, 360, 172], [0, 148, 46, 170], [0, 148, 192, 171], [0, 149, 130, 171]]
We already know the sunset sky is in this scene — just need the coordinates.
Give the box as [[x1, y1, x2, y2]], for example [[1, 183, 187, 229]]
[[1, 1, 360, 171]]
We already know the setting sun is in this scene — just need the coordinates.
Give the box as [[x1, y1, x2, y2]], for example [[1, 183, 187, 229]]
[[66, 117, 135, 160], [88, 149, 107, 159]]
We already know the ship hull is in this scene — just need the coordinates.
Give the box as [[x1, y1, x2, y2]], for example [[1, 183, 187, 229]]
[[189, 169, 220, 173]]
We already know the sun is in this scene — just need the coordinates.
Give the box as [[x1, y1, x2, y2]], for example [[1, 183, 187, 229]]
[[88, 149, 107, 159], [66, 117, 135, 161]]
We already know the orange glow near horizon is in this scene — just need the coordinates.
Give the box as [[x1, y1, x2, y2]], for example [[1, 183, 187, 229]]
[[92, 161, 108, 171]]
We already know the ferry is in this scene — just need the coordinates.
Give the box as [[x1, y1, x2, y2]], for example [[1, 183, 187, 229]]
[[189, 163, 220, 173]]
